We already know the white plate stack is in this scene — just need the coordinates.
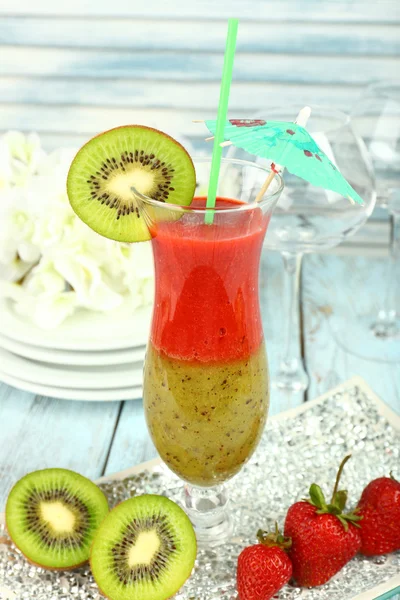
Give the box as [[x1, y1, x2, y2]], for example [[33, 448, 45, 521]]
[[0, 298, 152, 401]]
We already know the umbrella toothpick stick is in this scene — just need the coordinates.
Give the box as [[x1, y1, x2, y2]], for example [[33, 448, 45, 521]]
[[255, 167, 279, 203], [255, 106, 311, 203]]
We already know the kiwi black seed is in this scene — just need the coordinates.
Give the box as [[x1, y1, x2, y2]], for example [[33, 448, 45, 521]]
[[66, 125, 196, 243], [5, 468, 109, 570], [90, 494, 197, 600]]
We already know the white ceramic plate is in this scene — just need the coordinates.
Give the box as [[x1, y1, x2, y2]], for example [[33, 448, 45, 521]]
[[0, 297, 152, 351], [0, 370, 142, 401], [0, 333, 146, 366], [0, 347, 143, 389]]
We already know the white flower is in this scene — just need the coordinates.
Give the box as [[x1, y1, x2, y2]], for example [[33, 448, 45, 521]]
[[0, 140, 13, 190], [2, 131, 46, 187], [0, 273, 77, 330], [0, 131, 157, 328]]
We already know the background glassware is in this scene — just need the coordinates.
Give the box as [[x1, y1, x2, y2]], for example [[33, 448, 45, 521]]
[[329, 83, 400, 362], [234, 105, 376, 393], [139, 158, 283, 546]]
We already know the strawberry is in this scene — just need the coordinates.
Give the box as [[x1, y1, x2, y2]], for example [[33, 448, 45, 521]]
[[284, 455, 362, 587], [237, 525, 292, 600], [357, 473, 400, 556]]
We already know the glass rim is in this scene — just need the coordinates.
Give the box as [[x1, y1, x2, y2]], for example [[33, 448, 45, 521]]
[[131, 157, 284, 213], [257, 104, 351, 130], [367, 80, 400, 101]]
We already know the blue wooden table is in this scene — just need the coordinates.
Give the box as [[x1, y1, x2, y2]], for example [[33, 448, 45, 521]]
[[1, 251, 399, 510]]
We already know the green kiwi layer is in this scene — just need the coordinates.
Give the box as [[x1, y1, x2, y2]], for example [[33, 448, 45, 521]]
[[5, 468, 109, 569], [67, 125, 196, 243], [90, 494, 197, 600]]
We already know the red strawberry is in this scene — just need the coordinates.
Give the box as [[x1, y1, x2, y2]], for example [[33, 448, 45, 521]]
[[284, 455, 362, 587], [237, 525, 292, 600], [357, 474, 400, 556]]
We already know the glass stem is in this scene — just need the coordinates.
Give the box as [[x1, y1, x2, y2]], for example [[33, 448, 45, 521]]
[[183, 484, 233, 547], [282, 252, 303, 361], [274, 251, 309, 392], [373, 211, 400, 337]]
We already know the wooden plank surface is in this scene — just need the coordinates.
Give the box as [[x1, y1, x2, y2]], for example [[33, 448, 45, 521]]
[[0, 384, 121, 509], [0, 106, 395, 144], [2, 47, 399, 84], [1, 19, 399, 55], [0, 0, 399, 23], [0, 79, 369, 111], [105, 400, 157, 476]]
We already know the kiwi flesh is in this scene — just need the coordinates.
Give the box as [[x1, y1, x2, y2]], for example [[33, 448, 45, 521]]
[[5, 468, 109, 570], [66, 125, 196, 243], [90, 494, 197, 600]]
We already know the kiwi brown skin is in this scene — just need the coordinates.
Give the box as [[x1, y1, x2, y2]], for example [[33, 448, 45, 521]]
[[66, 124, 196, 243]]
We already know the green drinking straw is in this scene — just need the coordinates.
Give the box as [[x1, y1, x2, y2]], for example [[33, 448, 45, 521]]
[[205, 18, 239, 225]]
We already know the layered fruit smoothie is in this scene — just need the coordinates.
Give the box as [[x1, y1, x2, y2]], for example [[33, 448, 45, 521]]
[[143, 197, 270, 487]]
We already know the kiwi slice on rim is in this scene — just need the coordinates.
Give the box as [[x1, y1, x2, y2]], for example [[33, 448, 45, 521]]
[[5, 468, 109, 570], [67, 125, 196, 243], [90, 494, 197, 600]]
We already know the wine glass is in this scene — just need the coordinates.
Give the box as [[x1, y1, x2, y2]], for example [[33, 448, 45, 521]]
[[237, 105, 376, 393], [329, 83, 400, 362]]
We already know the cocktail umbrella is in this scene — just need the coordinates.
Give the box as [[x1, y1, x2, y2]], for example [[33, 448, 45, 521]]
[[203, 115, 364, 205]]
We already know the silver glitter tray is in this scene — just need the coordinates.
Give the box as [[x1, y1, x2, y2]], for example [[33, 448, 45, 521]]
[[1, 377, 399, 600]]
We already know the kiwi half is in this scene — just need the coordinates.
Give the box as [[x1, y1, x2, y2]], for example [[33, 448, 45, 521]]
[[90, 494, 197, 600], [66, 126, 196, 243], [5, 468, 109, 570]]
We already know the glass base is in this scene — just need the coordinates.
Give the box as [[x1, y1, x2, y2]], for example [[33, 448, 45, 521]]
[[183, 484, 233, 547], [329, 314, 400, 363], [272, 358, 310, 392]]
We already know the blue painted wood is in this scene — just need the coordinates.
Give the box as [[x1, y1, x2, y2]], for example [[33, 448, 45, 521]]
[[1, 18, 399, 55], [0, 79, 368, 112], [104, 400, 157, 476], [2, 47, 399, 85], [302, 253, 400, 414], [0, 0, 399, 23], [0, 382, 121, 509], [0, 106, 394, 144]]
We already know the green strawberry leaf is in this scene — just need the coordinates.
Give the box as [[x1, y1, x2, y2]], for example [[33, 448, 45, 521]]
[[327, 503, 342, 516], [303, 455, 364, 532], [332, 490, 348, 512], [308, 484, 328, 510], [257, 526, 292, 550], [337, 515, 349, 532]]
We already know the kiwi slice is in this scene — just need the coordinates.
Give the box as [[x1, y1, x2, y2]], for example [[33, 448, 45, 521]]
[[66, 126, 196, 243], [90, 494, 197, 600], [5, 468, 109, 570]]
